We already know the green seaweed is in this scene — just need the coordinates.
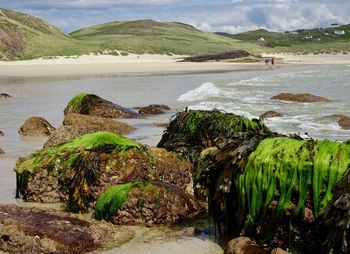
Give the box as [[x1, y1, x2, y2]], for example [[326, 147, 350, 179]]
[[234, 137, 350, 228], [65, 93, 97, 114], [16, 131, 140, 175], [95, 181, 141, 220]]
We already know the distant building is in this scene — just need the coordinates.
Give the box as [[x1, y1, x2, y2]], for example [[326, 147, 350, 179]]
[[334, 30, 345, 35], [302, 35, 313, 40], [289, 31, 299, 35], [258, 37, 265, 42], [331, 23, 340, 28]]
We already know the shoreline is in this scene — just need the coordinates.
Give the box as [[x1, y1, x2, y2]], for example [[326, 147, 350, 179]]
[[0, 53, 349, 77]]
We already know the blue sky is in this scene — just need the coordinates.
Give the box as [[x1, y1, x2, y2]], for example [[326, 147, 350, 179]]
[[0, 0, 349, 33]]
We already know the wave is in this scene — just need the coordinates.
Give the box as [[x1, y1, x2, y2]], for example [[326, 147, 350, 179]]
[[177, 82, 236, 102]]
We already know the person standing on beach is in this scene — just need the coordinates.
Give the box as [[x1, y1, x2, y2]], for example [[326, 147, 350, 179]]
[[264, 58, 270, 69], [271, 57, 275, 68]]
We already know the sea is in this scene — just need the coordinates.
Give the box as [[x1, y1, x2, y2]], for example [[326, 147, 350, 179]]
[[0, 63, 349, 253]]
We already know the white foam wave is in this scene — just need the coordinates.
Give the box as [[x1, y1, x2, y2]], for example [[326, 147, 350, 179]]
[[177, 82, 235, 102], [187, 102, 256, 119]]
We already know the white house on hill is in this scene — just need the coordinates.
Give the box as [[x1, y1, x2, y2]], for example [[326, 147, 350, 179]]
[[334, 30, 345, 35]]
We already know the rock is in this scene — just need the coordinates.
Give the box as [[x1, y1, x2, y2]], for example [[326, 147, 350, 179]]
[[44, 113, 135, 148], [183, 227, 199, 237], [97, 181, 203, 225], [18, 117, 55, 136], [271, 93, 331, 103], [260, 111, 283, 119], [180, 50, 250, 62], [64, 93, 140, 118], [0, 93, 11, 98], [0, 205, 134, 254], [345, 139, 350, 145], [0, 130, 3, 136], [153, 123, 169, 128], [227, 237, 268, 254], [138, 104, 170, 115], [271, 248, 289, 254], [331, 114, 350, 130], [0, 148, 4, 154], [16, 132, 196, 220]]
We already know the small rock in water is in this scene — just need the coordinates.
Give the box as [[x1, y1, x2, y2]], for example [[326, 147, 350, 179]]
[[260, 111, 283, 119], [18, 117, 55, 136], [0, 93, 11, 98], [227, 237, 269, 254], [0, 148, 4, 154], [183, 227, 199, 237], [271, 93, 331, 103], [139, 104, 171, 115], [0, 130, 4, 136]]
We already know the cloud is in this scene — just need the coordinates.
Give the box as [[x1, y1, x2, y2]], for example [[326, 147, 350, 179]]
[[0, 0, 349, 33]]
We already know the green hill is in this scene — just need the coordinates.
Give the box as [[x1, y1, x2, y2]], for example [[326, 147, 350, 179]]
[[69, 19, 258, 55], [219, 25, 350, 54]]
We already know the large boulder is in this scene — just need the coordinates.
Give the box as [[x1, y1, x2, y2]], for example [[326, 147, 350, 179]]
[[44, 113, 135, 148], [200, 136, 350, 252], [271, 93, 331, 103], [180, 50, 250, 62], [95, 181, 203, 225], [18, 117, 55, 136], [0, 205, 134, 254], [64, 93, 140, 118], [138, 104, 170, 115], [15, 132, 200, 224]]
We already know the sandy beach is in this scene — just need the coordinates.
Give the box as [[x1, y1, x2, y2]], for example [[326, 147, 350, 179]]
[[0, 54, 265, 77], [263, 53, 350, 64]]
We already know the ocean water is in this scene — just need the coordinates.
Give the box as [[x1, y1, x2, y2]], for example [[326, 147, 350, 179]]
[[179, 64, 350, 141], [1, 65, 350, 203]]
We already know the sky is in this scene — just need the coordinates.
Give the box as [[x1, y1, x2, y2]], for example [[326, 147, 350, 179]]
[[0, 0, 349, 34]]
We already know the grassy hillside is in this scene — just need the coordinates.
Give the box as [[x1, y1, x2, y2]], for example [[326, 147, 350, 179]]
[[70, 19, 258, 55], [0, 8, 102, 60], [221, 25, 350, 54]]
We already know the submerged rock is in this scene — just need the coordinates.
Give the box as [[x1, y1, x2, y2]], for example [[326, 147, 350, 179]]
[[331, 114, 350, 130], [260, 111, 283, 119], [227, 237, 268, 254], [0, 205, 134, 254], [44, 113, 135, 148], [15, 132, 196, 220], [180, 50, 250, 62], [0, 93, 11, 98], [64, 93, 140, 118], [271, 93, 331, 103], [18, 117, 55, 136], [95, 181, 203, 225], [138, 104, 170, 115]]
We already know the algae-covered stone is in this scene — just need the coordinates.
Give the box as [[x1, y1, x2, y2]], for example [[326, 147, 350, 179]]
[[44, 113, 135, 148], [0, 205, 134, 254], [95, 181, 203, 225], [15, 132, 193, 214], [200, 135, 350, 252], [64, 93, 140, 118]]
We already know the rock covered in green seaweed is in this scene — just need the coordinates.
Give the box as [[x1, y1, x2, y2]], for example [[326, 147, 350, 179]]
[[200, 135, 350, 252], [15, 131, 194, 215], [95, 181, 203, 225], [64, 93, 140, 118], [44, 113, 135, 148]]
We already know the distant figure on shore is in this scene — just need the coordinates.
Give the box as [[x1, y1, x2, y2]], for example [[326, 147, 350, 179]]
[[271, 57, 275, 68]]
